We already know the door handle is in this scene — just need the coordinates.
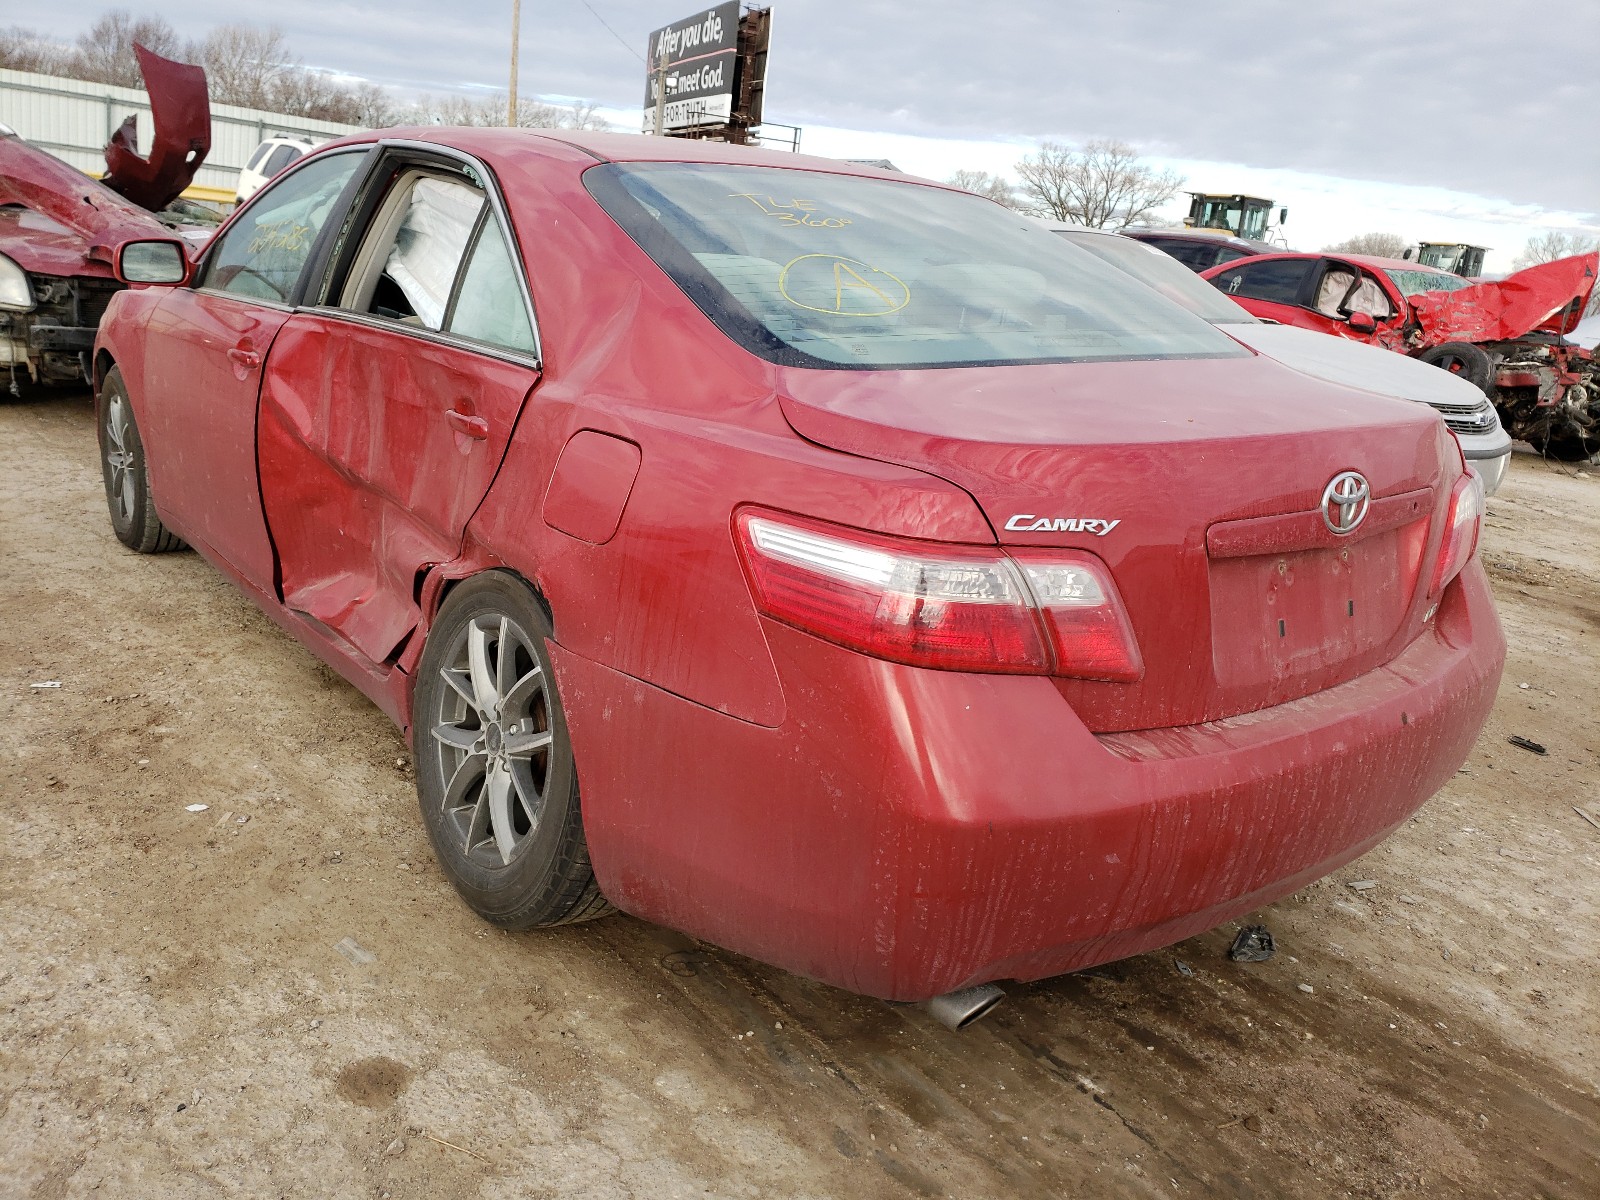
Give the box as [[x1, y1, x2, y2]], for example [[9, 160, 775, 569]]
[[445, 408, 490, 440], [227, 347, 261, 369]]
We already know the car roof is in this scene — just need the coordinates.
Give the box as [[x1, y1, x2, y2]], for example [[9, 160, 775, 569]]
[[1230, 250, 1456, 279], [1126, 228, 1274, 253], [320, 127, 927, 185], [1342, 253, 1454, 276]]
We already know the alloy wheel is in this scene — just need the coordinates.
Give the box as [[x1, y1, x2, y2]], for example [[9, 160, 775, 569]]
[[429, 613, 554, 866], [104, 393, 137, 525]]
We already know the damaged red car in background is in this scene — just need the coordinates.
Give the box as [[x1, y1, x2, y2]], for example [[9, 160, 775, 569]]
[[0, 46, 211, 394], [91, 130, 1505, 1024], [1203, 251, 1600, 459]]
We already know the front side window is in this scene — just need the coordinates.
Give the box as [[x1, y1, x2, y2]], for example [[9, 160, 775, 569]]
[[587, 163, 1242, 370], [202, 150, 365, 303], [1210, 258, 1315, 305]]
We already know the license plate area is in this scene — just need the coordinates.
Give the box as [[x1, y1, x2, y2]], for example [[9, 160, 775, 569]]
[[1209, 522, 1425, 691]]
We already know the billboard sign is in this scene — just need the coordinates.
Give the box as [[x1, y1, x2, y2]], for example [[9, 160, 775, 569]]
[[642, 2, 740, 131]]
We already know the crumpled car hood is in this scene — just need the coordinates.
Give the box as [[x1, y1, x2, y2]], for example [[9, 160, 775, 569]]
[[0, 138, 169, 276], [1410, 253, 1598, 345], [0, 44, 209, 277], [101, 45, 210, 211]]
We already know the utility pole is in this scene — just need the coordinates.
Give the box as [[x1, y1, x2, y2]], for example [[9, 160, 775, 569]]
[[652, 39, 667, 136], [508, 0, 521, 127]]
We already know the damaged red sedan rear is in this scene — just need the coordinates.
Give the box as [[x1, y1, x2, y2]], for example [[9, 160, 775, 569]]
[[1203, 250, 1600, 458], [92, 131, 1504, 1016]]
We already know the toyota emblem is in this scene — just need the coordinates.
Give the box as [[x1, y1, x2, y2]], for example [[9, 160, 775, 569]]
[[1321, 471, 1370, 535]]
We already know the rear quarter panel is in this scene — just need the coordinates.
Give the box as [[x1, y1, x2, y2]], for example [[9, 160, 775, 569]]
[[462, 146, 993, 727]]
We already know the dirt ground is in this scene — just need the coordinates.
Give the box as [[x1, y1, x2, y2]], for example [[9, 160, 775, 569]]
[[2, 390, 1597, 1200]]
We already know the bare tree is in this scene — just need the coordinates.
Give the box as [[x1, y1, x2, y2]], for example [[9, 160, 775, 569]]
[[7, 11, 599, 137], [1323, 232, 1410, 258], [413, 93, 610, 131], [563, 100, 611, 132], [342, 81, 401, 129], [270, 66, 354, 121], [71, 9, 180, 87], [191, 24, 293, 110], [947, 169, 1015, 208], [1515, 231, 1600, 270], [1013, 139, 1183, 229], [0, 26, 72, 75]]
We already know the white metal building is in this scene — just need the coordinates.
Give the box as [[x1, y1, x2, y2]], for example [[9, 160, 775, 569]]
[[0, 66, 358, 205]]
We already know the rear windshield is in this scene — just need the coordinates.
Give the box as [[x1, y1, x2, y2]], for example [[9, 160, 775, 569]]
[[585, 163, 1245, 370], [1057, 230, 1258, 325]]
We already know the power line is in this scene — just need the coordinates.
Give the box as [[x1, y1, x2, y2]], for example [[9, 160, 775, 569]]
[[574, 0, 646, 64]]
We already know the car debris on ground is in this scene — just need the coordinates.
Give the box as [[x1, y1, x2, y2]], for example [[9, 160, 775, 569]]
[[1228, 926, 1277, 962]]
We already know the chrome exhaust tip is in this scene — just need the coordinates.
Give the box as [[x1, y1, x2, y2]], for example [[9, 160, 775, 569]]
[[922, 983, 1004, 1030]]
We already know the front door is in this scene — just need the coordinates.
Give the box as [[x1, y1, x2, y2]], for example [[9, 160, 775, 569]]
[[137, 149, 369, 587], [257, 161, 542, 664], [1298, 259, 1409, 351]]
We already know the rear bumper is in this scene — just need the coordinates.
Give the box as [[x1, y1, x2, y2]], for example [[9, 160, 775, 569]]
[[555, 562, 1503, 1002]]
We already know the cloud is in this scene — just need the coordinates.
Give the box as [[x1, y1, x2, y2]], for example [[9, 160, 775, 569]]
[[34, 0, 1599, 215]]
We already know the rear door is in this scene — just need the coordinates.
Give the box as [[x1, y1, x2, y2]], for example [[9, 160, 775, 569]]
[[138, 149, 368, 586], [257, 152, 542, 664], [1207, 255, 1320, 327]]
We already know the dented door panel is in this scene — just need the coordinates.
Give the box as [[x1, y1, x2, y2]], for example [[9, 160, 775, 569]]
[[258, 314, 536, 663]]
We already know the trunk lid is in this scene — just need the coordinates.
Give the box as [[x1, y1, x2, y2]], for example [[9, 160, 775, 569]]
[[778, 354, 1456, 733]]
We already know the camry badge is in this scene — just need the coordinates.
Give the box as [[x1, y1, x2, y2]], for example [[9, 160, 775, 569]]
[[1321, 471, 1370, 535], [1003, 515, 1121, 536]]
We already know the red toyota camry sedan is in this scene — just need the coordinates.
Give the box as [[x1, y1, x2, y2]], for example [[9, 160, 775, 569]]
[[94, 131, 1503, 1014]]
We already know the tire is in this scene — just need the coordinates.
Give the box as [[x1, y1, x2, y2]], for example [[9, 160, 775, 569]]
[[1534, 430, 1599, 462], [1417, 341, 1494, 395], [97, 366, 185, 553], [412, 571, 612, 928]]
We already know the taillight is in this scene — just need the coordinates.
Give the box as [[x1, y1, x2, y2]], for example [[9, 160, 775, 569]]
[[736, 512, 1143, 681], [1012, 552, 1145, 682], [1430, 472, 1484, 596]]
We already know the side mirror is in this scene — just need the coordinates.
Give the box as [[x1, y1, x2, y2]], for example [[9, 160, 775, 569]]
[[114, 239, 189, 286], [1347, 310, 1377, 333], [1278, 207, 1288, 225]]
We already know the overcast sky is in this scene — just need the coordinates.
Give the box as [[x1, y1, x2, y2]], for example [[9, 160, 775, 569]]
[[32, 0, 1600, 259]]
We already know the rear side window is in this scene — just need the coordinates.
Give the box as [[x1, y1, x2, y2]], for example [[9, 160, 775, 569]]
[[330, 167, 537, 355], [447, 219, 536, 353], [586, 163, 1242, 370], [1143, 238, 1226, 272], [368, 175, 483, 328], [245, 142, 272, 171], [264, 143, 301, 176], [202, 150, 364, 302], [1210, 258, 1315, 305]]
